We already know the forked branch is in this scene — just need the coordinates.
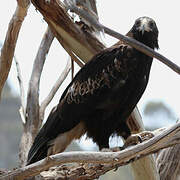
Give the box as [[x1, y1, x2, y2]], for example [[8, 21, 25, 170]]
[[19, 27, 54, 166]]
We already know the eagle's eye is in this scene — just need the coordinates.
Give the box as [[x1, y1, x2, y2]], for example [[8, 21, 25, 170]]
[[135, 20, 141, 26], [149, 21, 154, 28]]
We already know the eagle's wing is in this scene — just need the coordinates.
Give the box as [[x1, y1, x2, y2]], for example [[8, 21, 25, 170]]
[[60, 45, 133, 105], [27, 45, 134, 165]]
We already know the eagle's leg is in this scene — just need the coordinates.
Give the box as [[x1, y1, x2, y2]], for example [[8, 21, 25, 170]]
[[92, 133, 110, 152], [97, 137, 110, 151], [116, 122, 131, 140]]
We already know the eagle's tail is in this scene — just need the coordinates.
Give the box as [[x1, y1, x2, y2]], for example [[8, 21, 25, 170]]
[[27, 105, 86, 165], [26, 106, 59, 165], [26, 135, 50, 165]]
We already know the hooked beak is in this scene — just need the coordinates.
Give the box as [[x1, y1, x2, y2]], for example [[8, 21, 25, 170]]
[[141, 24, 145, 35], [138, 23, 151, 35]]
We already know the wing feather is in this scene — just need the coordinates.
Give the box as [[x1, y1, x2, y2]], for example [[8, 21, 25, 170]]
[[61, 45, 134, 105]]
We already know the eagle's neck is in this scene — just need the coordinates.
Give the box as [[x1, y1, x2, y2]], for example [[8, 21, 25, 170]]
[[126, 30, 157, 78]]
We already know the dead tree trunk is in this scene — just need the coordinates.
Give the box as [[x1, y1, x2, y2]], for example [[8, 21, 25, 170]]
[[157, 144, 180, 180]]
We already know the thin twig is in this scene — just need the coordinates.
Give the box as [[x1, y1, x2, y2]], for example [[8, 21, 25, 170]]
[[14, 56, 26, 123], [39, 57, 71, 121], [64, 0, 180, 75], [71, 58, 74, 80], [2, 122, 180, 179]]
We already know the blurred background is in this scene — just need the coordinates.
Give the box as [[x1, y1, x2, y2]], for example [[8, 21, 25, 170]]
[[0, 1, 179, 179]]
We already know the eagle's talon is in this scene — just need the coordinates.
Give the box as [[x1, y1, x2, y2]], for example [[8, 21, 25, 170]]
[[139, 131, 154, 141], [123, 134, 142, 148], [123, 131, 154, 148], [46, 155, 53, 162], [137, 134, 143, 143]]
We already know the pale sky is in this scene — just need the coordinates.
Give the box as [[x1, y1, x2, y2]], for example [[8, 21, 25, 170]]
[[0, 1, 180, 148]]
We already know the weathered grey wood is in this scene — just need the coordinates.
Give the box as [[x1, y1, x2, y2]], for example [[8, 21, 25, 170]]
[[157, 144, 180, 180], [0, 0, 30, 99], [19, 27, 54, 166]]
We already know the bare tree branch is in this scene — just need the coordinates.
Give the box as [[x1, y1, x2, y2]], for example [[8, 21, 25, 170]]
[[39, 57, 71, 121], [0, 0, 30, 99], [19, 27, 54, 166], [14, 56, 26, 124], [1, 122, 180, 179], [64, 0, 180, 75]]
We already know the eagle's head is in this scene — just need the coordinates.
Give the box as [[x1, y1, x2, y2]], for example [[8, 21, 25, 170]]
[[130, 16, 159, 49]]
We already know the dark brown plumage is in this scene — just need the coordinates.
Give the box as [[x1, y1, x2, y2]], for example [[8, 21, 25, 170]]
[[27, 16, 159, 165]]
